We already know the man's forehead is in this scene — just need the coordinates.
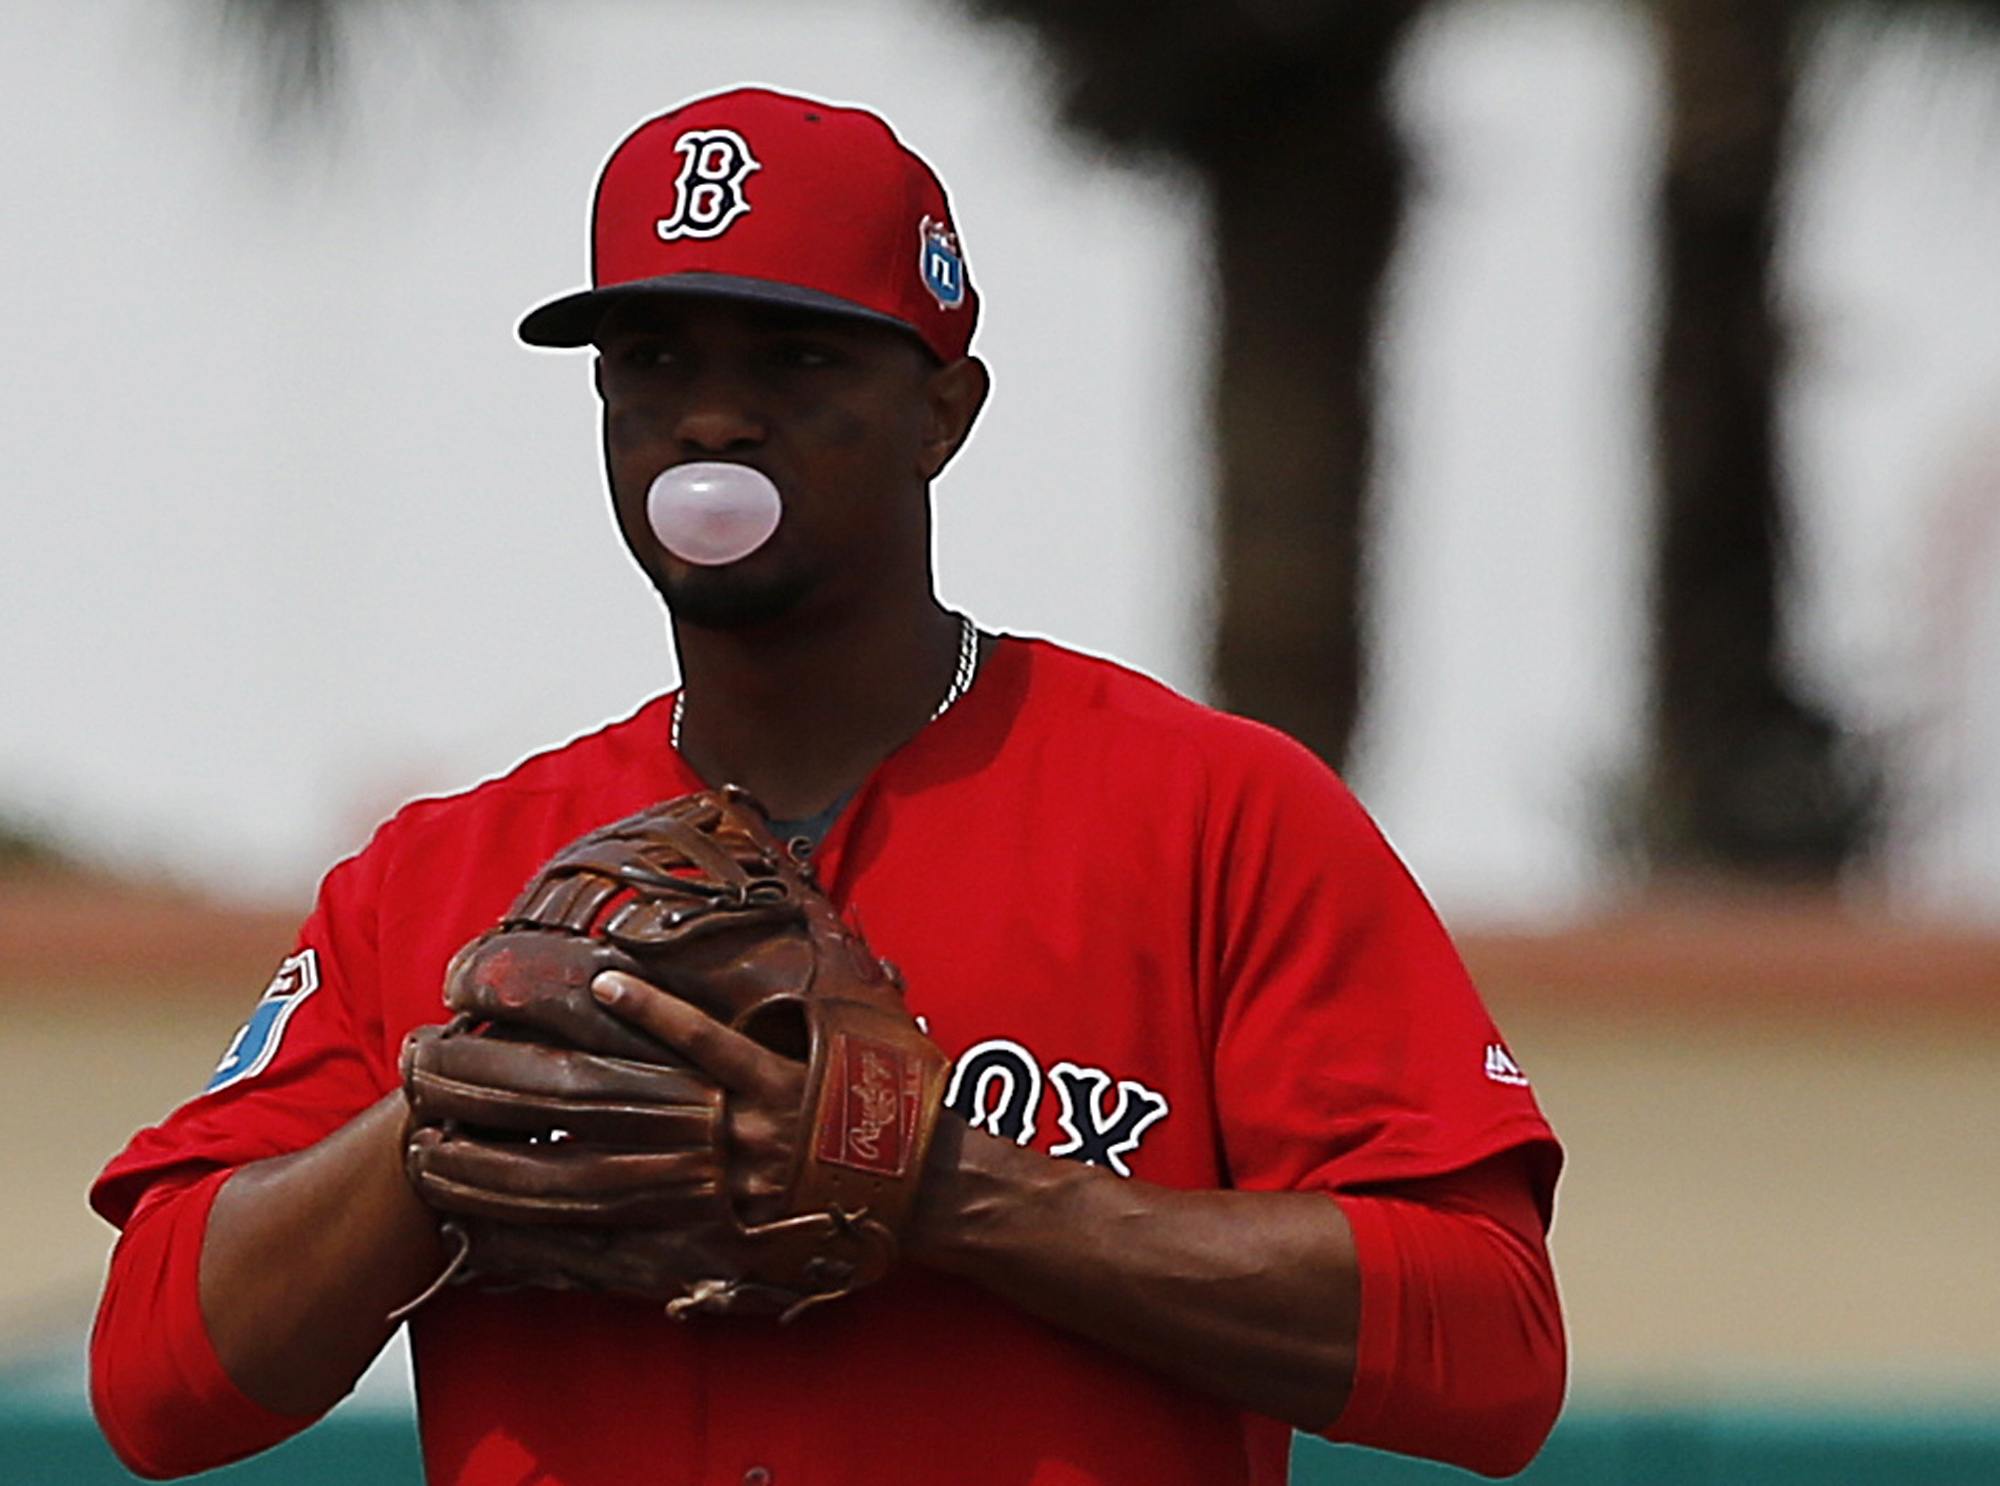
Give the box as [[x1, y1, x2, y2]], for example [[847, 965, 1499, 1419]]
[[591, 295, 902, 344]]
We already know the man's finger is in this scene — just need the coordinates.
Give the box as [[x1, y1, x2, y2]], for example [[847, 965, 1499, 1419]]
[[590, 970, 775, 1091]]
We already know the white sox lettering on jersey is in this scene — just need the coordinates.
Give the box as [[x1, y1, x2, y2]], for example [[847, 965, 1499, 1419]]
[[944, 1038, 1170, 1178], [656, 127, 760, 241]]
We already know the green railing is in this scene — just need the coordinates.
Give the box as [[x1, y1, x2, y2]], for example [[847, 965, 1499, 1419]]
[[0, 1407, 421, 1486], [1296, 1409, 2000, 1483]]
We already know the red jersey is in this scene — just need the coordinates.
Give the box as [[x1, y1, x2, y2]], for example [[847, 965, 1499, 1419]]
[[94, 637, 1560, 1485]]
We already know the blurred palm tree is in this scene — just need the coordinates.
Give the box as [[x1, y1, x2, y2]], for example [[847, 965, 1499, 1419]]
[[959, 0, 1427, 774], [1647, 0, 1866, 880], [1643, 0, 1997, 880], [206, 0, 2000, 887], [965, 0, 2000, 885]]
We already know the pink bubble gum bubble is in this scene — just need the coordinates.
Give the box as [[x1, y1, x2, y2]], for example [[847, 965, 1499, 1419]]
[[646, 463, 783, 566]]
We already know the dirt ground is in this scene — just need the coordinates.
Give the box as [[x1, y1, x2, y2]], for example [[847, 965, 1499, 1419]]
[[5, 875, 1996, 1403]]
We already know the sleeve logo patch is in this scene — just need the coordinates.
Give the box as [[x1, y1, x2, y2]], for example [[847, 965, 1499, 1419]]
[[1484, 1043, 1531, 1087], [206, 949, 321, 1093]]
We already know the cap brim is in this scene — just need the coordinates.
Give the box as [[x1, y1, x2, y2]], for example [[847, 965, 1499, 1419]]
[[518, 272, 918, 348]]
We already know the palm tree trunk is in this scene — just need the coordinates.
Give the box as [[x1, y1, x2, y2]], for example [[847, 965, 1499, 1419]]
[[1207, 4, 1422, 766], [1647, 0, 1876, 878]]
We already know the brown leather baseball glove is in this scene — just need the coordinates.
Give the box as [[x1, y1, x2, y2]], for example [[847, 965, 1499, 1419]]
[[400, 786, 950, 1320]]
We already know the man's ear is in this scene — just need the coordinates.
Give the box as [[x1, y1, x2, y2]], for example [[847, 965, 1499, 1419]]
[[917, 356, 991, 479]]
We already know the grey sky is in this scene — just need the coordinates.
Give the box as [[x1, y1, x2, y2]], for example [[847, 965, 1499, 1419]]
[[4, 0, 1997, 927]]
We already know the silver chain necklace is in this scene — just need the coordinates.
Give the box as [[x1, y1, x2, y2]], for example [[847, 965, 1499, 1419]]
[[670, 611, 980, 750]]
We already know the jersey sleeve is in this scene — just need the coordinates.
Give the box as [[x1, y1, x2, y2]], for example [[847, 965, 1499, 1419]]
[[1195, 730, 1566, 1469], [90, 1169, 317, 1477], [91, 823, 403, 1229], [88, 824, 413, 1475], [1201, 723, 1560, 1208], [1329, 1151, 1567, 1475]]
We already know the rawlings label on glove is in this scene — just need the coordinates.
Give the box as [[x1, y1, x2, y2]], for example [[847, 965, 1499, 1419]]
[[401, 785, 951, 1320]]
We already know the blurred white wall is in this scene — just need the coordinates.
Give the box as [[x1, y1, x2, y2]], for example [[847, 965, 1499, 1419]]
[[3, 0, 1998, 927]]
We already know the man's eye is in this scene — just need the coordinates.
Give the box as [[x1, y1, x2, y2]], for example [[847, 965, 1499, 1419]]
[[617, 341, 678, 368], [769, 341, 837, 369]]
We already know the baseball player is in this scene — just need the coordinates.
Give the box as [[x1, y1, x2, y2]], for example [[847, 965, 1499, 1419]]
[[91, 88, 1565, 1485]]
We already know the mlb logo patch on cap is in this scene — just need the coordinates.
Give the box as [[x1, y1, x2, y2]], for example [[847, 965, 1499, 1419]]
[[919, 216, 966, 311]]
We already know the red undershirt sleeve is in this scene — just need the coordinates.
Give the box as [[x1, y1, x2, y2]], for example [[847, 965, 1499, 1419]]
[[90, 1169, 318, 1480], [1326, 1151, 1568, 1478]]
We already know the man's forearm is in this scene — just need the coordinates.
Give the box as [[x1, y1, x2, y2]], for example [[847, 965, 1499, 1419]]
[[907, 1116, 1362, 1430], [199, 1091, 446, 1416]]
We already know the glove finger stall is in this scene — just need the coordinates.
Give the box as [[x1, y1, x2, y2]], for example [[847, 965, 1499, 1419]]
[[409, 1027, 712, 1105], [443, 931, 673, 1062], [450, 1209, 897, 1315], [406, 1129, 724, 1226], [406, 1073, 722, 1149], [405, 1029, 720, 1146]]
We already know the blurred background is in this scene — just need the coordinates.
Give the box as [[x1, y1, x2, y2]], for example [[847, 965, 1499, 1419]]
[[3, 0, 1997, 1480]]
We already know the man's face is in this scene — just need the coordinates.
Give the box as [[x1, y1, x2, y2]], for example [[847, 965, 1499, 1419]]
[[593, 296, 980, 631]]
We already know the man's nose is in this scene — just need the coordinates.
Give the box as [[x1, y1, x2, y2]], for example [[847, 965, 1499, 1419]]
[[673, 371, 765, 453]]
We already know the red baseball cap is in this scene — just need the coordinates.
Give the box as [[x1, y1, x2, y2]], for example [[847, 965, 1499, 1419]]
[[519, 87, 978, 362]]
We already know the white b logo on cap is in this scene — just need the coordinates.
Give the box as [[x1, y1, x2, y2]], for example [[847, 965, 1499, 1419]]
[[657, 128, 761, 241]]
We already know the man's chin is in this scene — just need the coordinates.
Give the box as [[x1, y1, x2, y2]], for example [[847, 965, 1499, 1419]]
[[656, 568, 809, 631]]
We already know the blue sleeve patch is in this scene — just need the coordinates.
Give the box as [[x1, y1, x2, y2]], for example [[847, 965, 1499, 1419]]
[[206, 949, 322, 1093]]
